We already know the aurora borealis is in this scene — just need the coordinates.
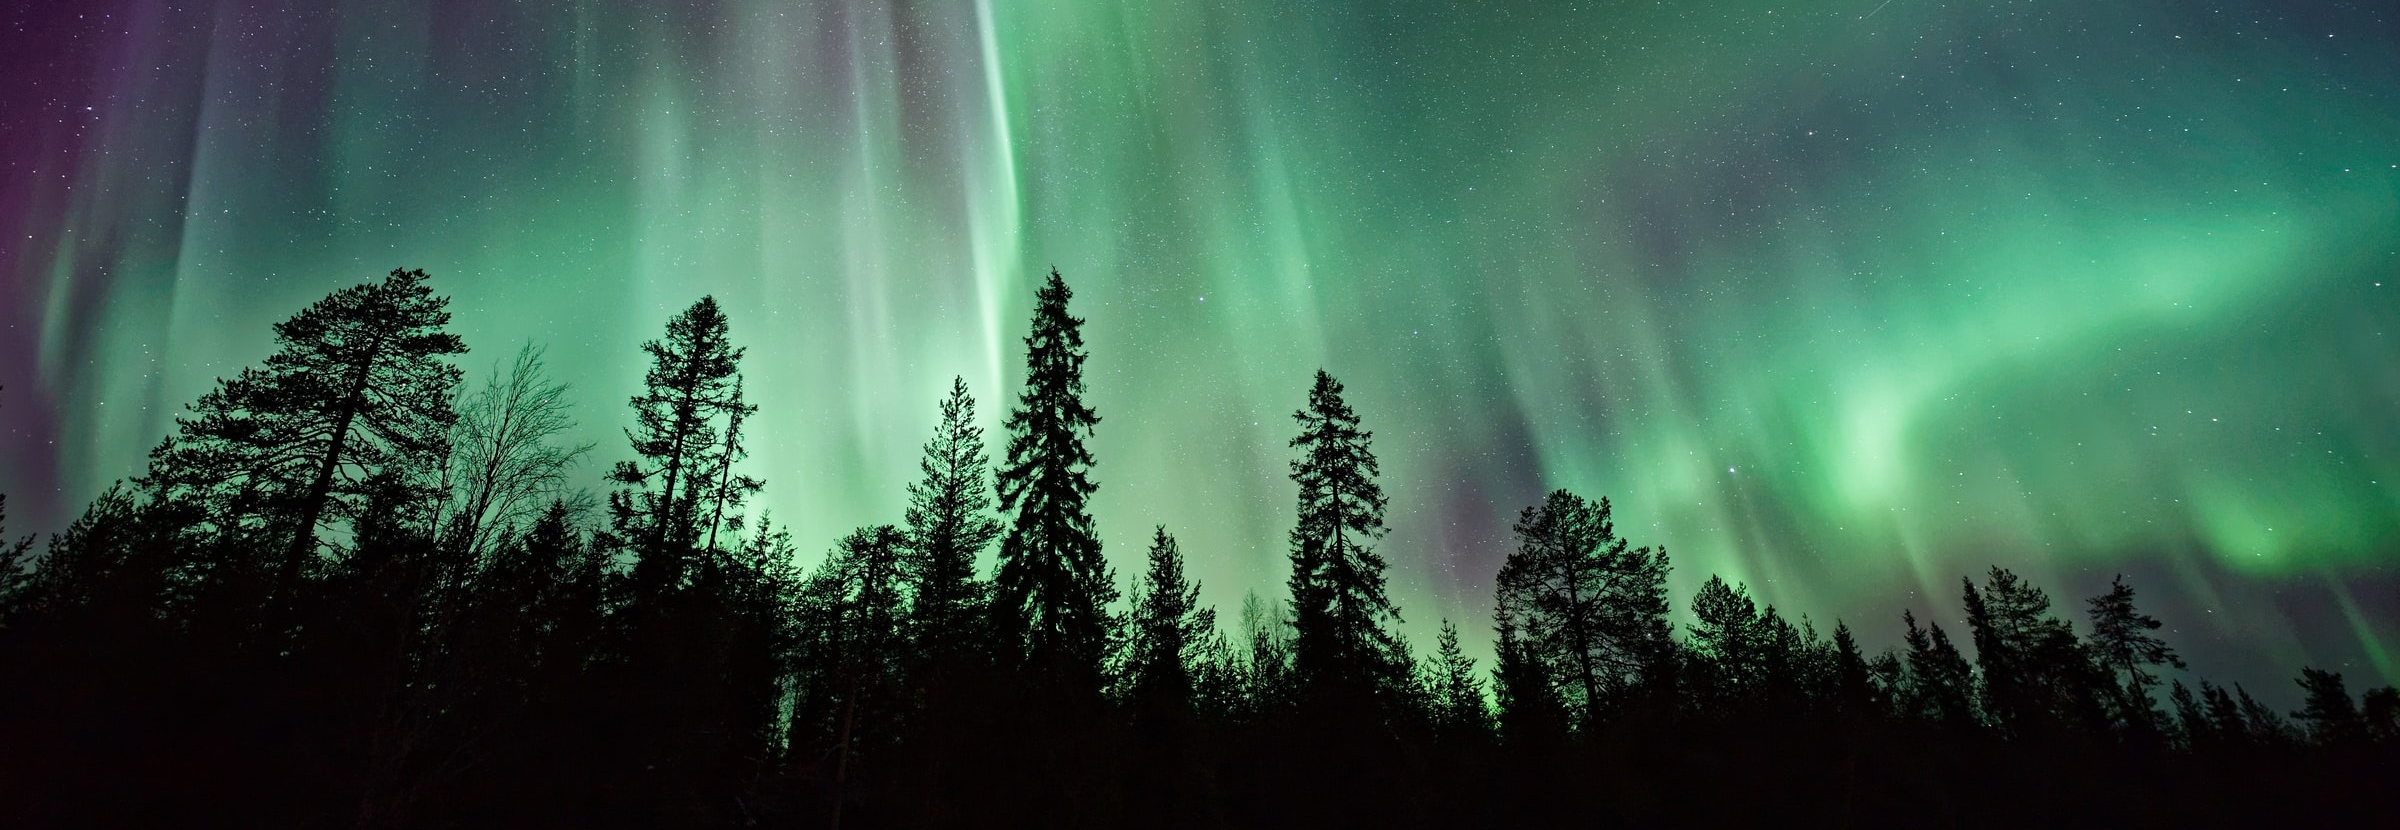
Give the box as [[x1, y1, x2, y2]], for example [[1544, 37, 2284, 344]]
[[2, 0, 2396, 696]]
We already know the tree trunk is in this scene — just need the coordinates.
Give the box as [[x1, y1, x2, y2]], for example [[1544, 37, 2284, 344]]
[[286, 333, 387, 589]]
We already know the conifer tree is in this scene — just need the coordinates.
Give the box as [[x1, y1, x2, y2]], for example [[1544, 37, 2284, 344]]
[[1286, 370, 1406, 699], [606, 296, 751, 594], [1126, 526, 1214, 710], [1901, 610, 1979, 726], [1829, 621, 1876, 715], [0, 494, 31, 619], [1689, 574, 1764, 707], [1963, 568, 2107, 735], [1238, 591, 1297, 716], [1425, 619, 1491, 740], [2169, 679, 2213, 748], [698, 378, 762, 553], [1493, 489, 1670, 729], [790, 526, 912, 798], [2085, 574, 2184, 729], [2293, 667, 2364, 746], [992, 269, 1115, 678], [1491, 619, 1566, 745], [141, 268, 464, 586], [904, 377, 1001, 644]]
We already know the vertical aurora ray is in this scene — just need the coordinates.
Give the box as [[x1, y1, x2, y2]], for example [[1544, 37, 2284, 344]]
[[3, 0, 2397, 695]]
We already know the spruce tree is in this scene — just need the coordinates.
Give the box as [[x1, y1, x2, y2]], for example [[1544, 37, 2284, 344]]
[[141, 267, 464, 587], [1126, 526, 1214, 709], [2084, 574, 2184, 729], [1901, 610, 1979, 726], [1491, 619, 1566, 745], [1689, 574, 1764, 707], [904, 377, 1002, 645], [992, 268, 1116, 679], [1426, 619, 1491, 740], [1493, 489, 1670, 729], [605, 296, 751, 595], [1286, 369, 1405, 699], [1829, 621, 1877, 715]]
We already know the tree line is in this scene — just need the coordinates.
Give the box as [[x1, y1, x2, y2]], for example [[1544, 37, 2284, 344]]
[[0, 267, 2391, 827]]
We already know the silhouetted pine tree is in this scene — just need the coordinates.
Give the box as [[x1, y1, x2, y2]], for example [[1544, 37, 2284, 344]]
[[991, 269, 1116, 682], [1425, 619, 1492, 741], [1492, 619, 1567, 746], [903, 377, 1001, 648], [1286, 369, 1408, 704], [2293, 668, 2364, 746], [1901, 610, 1979, 727], [1237, 591, 1297, 718], [2085, 574, 2184, 732], [606, 295, 749, 593], [1494, 489, 1670, 730], [2235, 684, 2298, 744], [1126, 526, 1214, 711], [141, 268, 464, 596], [791, 526, 911, 819], [1963, 568, 2110, 736], [2169, 679, 2213, 749], [698, 377, 763, 553], [593, 297, 772, 825], [1829, 621, 1877, 716], [0, 488, 34, 615], [1689, 574, 1765, 711]]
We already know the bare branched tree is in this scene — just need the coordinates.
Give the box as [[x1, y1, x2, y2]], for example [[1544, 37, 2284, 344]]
[[441, 343, 591, 557]]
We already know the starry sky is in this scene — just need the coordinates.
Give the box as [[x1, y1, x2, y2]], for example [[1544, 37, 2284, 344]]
[[3, 0, 2397, 696]]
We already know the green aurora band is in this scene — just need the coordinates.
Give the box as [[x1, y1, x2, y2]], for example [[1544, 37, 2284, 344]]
[[3, 0, 2397, 693]]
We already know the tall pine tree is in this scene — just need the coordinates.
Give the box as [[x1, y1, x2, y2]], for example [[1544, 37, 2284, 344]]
[[1125, 526, 1214, 710], [904, 377, 1001, 645], [992, 268, 1115, 679], [606, 296, 752, 596], [1286, 370, 1405, 700], [141, 268, 464, 588], [2085, 574, 2184, 730], [1493, 489, 1671, 730]]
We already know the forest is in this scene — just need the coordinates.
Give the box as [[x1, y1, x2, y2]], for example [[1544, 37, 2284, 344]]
[[0, 267, 2391, 828]]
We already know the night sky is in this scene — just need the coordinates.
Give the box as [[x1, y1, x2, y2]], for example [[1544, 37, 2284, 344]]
[[4, 0, 2397, 699]]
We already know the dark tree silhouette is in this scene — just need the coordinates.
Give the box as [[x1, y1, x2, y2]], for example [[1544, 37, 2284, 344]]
[[2362, 685, 2400, 743], [1286, 369, 1406, 701], [1125, 526, 1214, 710], [697, 377, 763, 552], [1494, 489, 1670, 730], [903, 376, 1001, 646], [440, 342, 589, 559], [1425, 619, 1492, 740], [2085, 574, 2184, 730], [2293, 667, 2364, 746], [1901, 610, 1979, 727], [991, 268, 1115, 681], [606, 295, 751, 591], [1491, 618, 1567, 745], [1689, 574, 1766, 708], [8, 267, 2398, 828], [792, 525, 910, 816], [1963, 568, 2109, 736], [141, 268, 464, 590]]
